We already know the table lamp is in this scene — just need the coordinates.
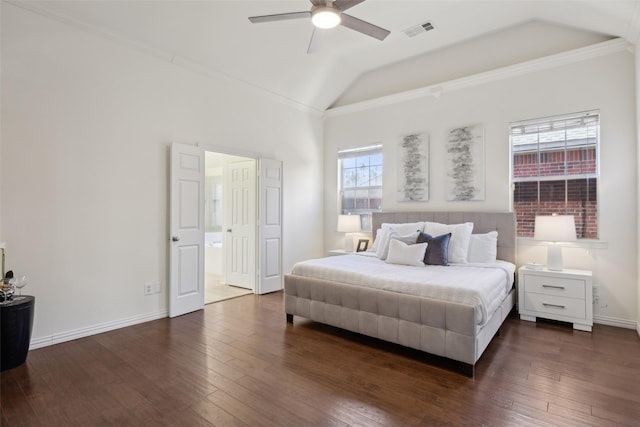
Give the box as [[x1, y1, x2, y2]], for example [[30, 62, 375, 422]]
[[337, 214, 361, 252], [534, 214, 577, 271]]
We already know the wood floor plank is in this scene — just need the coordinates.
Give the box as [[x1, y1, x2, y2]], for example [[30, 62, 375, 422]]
[[234, 374, 349, 427], [2, 292, 639, 426], [189, 396, 248, 427], [205, 389, 283, 427]]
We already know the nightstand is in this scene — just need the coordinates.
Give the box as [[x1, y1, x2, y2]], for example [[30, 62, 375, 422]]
[[518, 267, 593, 332], [327, 249, 350, 256]]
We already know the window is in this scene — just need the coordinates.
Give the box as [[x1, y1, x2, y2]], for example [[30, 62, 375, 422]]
[[511, 111, 599, 238], [338, 144, 383, 231]]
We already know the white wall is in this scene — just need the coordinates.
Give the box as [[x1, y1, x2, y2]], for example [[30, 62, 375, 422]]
[[636, 46, 640, 336], [1, 4, 324, 346], [324, 49, 638, 327]]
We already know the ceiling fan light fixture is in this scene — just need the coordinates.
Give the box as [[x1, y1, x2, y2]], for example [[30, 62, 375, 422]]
[[311, 7, 341, 29]]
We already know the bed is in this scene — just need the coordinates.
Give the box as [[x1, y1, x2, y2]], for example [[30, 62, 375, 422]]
[[284, 211, 517, 376]]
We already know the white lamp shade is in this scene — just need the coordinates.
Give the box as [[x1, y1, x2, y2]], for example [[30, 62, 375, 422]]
[[337, 214, 361, 233], [534, 215, 577, 242]]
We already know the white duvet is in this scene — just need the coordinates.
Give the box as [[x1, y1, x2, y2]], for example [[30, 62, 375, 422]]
[[291, 253, 515, 326]]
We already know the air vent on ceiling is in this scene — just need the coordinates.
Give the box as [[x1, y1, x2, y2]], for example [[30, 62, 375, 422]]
[[403, 21, 435, 38]]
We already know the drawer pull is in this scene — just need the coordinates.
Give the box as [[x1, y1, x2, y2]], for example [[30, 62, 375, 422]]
[[542, 303, 566, 309], [542, 285, 565, 290]]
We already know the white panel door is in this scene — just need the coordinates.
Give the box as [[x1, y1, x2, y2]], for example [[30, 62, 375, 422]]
[[169, 143, 205, 317], [258, 159, 283, 294], [225, 160, 256, 290]]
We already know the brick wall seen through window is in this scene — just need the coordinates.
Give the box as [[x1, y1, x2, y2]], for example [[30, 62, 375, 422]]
[[511, 112, 599, 238]]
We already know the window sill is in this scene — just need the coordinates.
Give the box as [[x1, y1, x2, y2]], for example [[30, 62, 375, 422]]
[[517, 237, 607, 250]]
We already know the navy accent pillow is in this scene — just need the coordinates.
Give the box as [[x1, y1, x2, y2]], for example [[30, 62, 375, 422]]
[[417, 232, 451, 266]]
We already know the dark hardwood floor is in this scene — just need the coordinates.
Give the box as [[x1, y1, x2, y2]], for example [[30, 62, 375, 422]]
[[2, 292, 640, 426]]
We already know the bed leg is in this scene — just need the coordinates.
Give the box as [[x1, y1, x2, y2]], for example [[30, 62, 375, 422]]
[[459, 363, 474, 378], [286, 313, 293, 323]]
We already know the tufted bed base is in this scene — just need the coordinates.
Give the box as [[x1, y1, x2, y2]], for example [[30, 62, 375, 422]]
[[284, 211, 517, 377], [284, 276, 514, 376]]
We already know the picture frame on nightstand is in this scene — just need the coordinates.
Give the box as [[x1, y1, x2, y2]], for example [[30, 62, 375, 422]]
[[356, 239, 369, 252]]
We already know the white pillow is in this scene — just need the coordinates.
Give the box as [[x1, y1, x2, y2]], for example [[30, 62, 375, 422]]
[[467, 231, 498, 263], [382, 221, 425, 234], [369, 228, 383, 252], [385, 239, 428, 267], [423, 221, 474, 263], [375, 222, 424, 259], [374, 229, 390, 258], [378, 230, 420, 260]]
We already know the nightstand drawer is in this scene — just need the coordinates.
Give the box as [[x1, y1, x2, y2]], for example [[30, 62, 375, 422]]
[[523, 274, 585, 299], [523, 293, 586, 319]]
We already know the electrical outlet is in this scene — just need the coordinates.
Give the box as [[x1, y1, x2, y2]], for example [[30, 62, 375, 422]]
[[144, 283, 153, 295]]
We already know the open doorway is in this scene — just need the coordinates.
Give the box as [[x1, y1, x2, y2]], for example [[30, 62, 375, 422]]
[[169, 143, 283, 317], [204, 151, 253, 304]]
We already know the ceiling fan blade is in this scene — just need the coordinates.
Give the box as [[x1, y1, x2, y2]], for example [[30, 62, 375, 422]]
[[333, 0, 367, 12], [307, 27, 329, 54], [307, 28, 318, 54], [340, 13, 390, 41], [310, 0, 327, 6], [249, 11, 310, 24]]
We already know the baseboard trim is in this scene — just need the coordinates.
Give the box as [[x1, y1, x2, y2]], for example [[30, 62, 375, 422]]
[[29, 310, 168, 350], [593, 314, 637, 330]]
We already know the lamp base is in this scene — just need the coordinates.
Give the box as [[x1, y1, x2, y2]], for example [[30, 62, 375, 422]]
[[547, 244, 564, 271], [344, 233, 355, 252]]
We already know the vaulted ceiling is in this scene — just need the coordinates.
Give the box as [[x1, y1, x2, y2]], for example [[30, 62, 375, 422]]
[[15, 1, 640, 112]]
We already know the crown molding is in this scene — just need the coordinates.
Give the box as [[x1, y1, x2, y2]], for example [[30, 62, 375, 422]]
[[7, 1, 324, 117], [325, 38, 632, 118]]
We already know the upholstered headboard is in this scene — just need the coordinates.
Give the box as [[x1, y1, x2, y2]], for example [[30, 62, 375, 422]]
[[372, 211, 517, 264]]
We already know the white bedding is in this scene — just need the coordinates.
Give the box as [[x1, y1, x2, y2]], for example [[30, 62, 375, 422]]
[[291, 253, 515, 326]]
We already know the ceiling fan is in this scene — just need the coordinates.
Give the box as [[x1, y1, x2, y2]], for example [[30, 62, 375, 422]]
[[249, 0, 390, 53]]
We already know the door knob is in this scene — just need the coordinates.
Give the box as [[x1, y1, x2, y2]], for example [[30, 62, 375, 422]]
[[226, 229, 232, 232], [172, 236, 180, 242]]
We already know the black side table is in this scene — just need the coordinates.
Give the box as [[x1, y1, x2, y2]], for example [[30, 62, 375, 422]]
[[1, 295, 35, 371]]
